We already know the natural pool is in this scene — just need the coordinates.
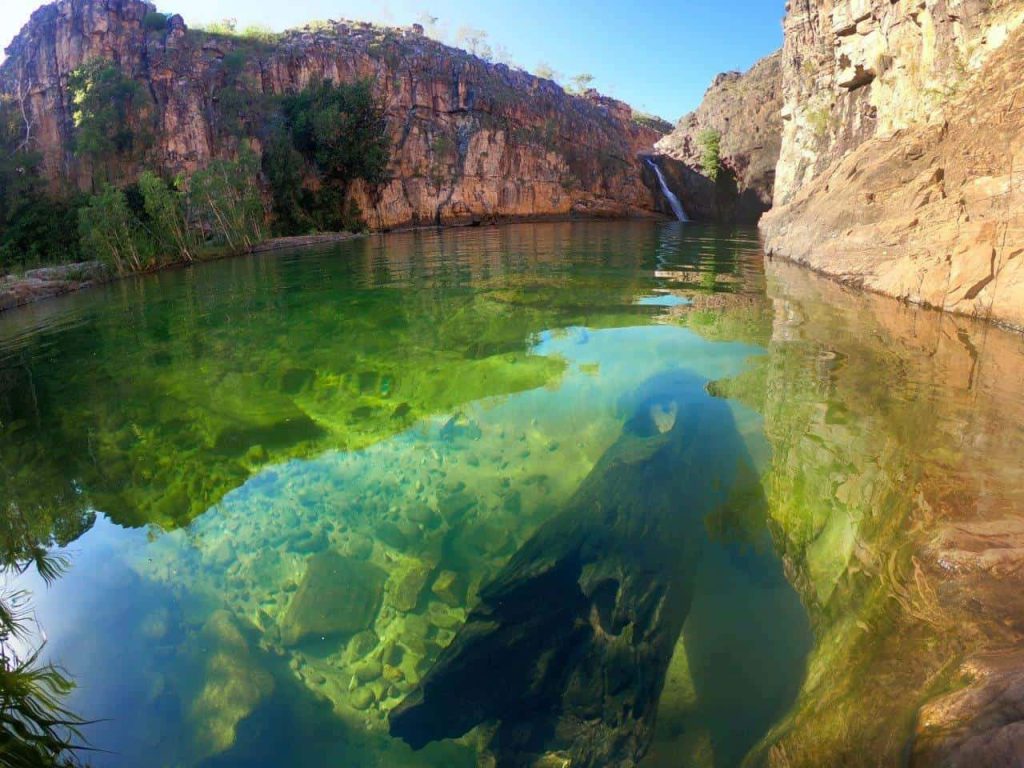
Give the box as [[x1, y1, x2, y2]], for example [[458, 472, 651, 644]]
[[1, 222, 1022, 767]]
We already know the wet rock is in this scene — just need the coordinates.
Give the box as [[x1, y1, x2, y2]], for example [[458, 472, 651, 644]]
[[376, 521, 409, 551], [912, 649, 1024, 766], [351, 686, 375, 711], [431, 570, 464, 608], [347, 630, 380, 658], [390, 563, 434, 612], [288, 527, 328, 554], [438, 489, 476, 525], [390, 372, 769, 766], [190, 611, 274, 759], [353, 660, 383, 683], [341, 533, 373, 560], [426, 601, 463, 630], [281, 551, 385, 646], [381, 642, 405, 667], [406, 506, 441, 529]]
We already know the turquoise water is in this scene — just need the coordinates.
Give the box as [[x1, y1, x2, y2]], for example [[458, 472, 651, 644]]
[[3, 221, 1022, 766]]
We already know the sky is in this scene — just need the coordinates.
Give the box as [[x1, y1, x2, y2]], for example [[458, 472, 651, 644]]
[[0, 0, 784, 121]]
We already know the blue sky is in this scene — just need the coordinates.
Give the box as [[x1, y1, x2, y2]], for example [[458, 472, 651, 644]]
[[1, 0, 783, 120]]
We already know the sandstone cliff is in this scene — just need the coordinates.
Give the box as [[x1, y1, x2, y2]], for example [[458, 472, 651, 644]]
[[763, 0, 1024, 330], [0, 0, 666, 231], [653, 52, 783, 223]]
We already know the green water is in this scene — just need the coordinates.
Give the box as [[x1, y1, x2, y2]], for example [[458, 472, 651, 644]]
[[2, 221, 1023, 766]]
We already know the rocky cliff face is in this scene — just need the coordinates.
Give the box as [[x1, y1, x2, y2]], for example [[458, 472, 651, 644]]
[[653, 52, 783, 223], [0, 0, 665, 230], [764, 0, 1024, 329]]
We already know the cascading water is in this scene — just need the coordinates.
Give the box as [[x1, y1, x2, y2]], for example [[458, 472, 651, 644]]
[[646, 157, 689, 222]]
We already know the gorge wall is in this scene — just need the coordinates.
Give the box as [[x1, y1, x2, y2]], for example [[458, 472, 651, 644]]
[[653, 51, 783, 224], [0, 0, 665, 231], [763, 0, 1024, 329]]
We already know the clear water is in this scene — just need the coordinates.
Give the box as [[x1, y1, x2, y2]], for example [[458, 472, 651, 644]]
[[2, 221, 1023, 766]]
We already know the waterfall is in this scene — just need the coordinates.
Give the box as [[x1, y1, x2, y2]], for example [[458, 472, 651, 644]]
[[646, 158, 689, 222]]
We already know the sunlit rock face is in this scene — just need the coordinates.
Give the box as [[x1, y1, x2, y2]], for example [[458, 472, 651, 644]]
[[653, 51, 783, 224], [0, 0, 665, 229], [763, 0, 1024, 329]]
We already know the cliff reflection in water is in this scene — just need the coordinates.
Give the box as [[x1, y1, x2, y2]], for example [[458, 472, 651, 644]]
[[728, 259, 1024, 766]]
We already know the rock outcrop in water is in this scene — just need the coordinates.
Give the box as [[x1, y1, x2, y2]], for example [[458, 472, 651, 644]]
[[0, 0, 665, 230], [762, 0, 1024, 329], [652, 52, 783, 224]]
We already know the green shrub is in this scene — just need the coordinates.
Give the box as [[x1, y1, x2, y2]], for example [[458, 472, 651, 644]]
[[697, 128, 722, 181], [283, 79, 389, 189], [143, 12, 169, 32], [0, 195, 82, 272], [188, 151, 266, 253], [139, 171, 200, 263], [68, 60, 153, 179], [806, 106, 831, 138], [262, 79, 390, 234], [632, 112, 673, 134], [197, 18, 238, 35], [78, 184, 154, 273], [240, 24, 278, 43], [0, 96, 83, 271], [263, 124, 309, 235]]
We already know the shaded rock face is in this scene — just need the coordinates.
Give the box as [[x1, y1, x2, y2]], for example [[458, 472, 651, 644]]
[[389, 372, 805, 767], [764, 0, 1024, 329], [0, 0, 666, 230], [652, 52, 782, 224]]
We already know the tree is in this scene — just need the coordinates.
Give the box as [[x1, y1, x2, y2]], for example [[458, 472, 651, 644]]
[[138, 171, 200, 263], [697, 128, 722, 181], [535, 63, 561, 83], [456, 26, 490, 59], [0, 96, 82, 271], [268, 79, 390, 233], [570, 73, 595, 94], [78, 184, 153, 273], [188, 151, 266, 253], [68, 60, 153, 182]]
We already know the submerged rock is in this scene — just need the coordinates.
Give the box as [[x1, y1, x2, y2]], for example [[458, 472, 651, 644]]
[[281, 551, 386, 646], [430, 570, 464, 608], [389, 372, 778, 766], [390, 563, 434, 613], [190, 611, 274, 759]]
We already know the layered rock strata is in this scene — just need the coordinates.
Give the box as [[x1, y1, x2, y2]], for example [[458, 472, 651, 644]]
[[763, 0, 1024, 329], [0, 0, 666, 230]]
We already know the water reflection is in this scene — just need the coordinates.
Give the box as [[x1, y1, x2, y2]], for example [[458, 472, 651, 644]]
[[733, 260, 1024, 765]]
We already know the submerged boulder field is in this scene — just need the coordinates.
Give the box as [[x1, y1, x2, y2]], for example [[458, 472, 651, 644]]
[[762, 0, 1024, 330], [0, 0, 666, 231]]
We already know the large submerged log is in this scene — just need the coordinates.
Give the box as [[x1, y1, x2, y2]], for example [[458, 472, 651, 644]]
[[389, 371, 773, 766]]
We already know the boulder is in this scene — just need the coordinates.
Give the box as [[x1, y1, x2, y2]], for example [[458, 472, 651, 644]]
[[281, 551, 385, 646]]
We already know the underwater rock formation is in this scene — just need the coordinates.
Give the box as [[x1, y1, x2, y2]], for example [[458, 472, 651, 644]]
[[280, 551, 385, 646], [389, 371, 791, 766]]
